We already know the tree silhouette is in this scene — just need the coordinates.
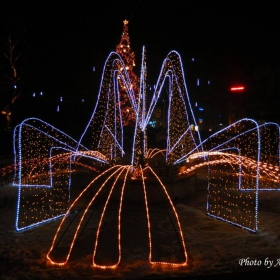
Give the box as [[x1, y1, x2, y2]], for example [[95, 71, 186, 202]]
[[0, 23, 27, 131]]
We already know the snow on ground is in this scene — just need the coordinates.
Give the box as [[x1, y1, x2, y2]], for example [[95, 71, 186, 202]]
[[1, 170, 280, 279]]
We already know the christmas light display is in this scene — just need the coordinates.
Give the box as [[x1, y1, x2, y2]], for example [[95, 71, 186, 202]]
[[115, 20, 139, 127], [46, 164, 187, 267], [176, 119, 280, 232], [12, 117, 108, 231], [1, 19, 278, 268]]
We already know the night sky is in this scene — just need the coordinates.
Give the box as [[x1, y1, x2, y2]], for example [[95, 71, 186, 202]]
[[1, 2, 278, 92]]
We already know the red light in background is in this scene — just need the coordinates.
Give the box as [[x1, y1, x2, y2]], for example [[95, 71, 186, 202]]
[[230, 85, 245, 92]]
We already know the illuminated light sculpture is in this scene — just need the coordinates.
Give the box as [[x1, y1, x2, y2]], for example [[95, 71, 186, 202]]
[[177, 119, 280, 232], [77, 49, 202, 168], [13, 117, 108, 231], [7, 21, 280, 268], [46, 164, 187, 267], [12, 47, 197, 267]]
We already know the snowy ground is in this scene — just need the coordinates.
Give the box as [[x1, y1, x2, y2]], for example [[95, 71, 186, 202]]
[[1, 170, 280, 279]]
